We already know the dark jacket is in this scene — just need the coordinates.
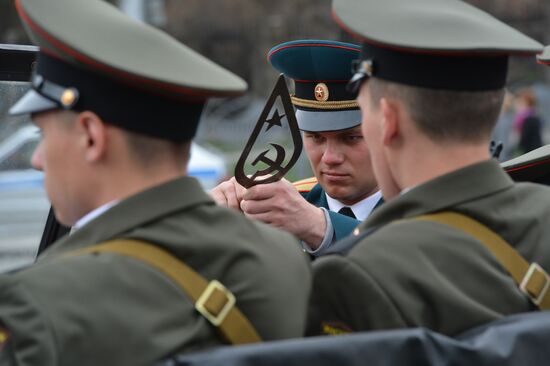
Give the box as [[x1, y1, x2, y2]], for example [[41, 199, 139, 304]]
[[308, 160, 550, 336], [298, 181, 363, 241], [0, 177, 311, 366], [519, 115, 543, 154]]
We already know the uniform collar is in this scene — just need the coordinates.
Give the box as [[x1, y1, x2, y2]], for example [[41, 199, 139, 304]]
[[73, 200, 119, 231], [39, 176, 213, 259], [362, 159, 514, 229], [326, 190, 382, 221]]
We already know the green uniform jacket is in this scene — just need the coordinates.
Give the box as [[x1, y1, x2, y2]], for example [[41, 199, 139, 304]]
[[308, 160, 550, 336], [0, 177, 311, 366], [300, 183, 362, 241]]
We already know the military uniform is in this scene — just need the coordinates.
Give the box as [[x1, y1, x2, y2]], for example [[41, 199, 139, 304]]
[[308, 0, 547, 336], [0, 177, 310, 365], [308, 160, 550, 335], [294, 177, 382, 242], [503, 47, 550, 185], [269, 40, 382, 255], [0, 0, 311, 364]]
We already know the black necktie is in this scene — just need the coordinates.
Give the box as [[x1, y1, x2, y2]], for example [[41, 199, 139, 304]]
[[338, 206, 356, 219]]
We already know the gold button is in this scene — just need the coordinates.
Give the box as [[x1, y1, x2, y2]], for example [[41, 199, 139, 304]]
[[61, 88, 76, 107], [361, 60, 374, 76]]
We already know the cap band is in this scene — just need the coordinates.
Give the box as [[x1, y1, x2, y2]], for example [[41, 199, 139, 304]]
[[294, 80, 355, 101], [37, 53, 204, 141], [291, 95, 358, 110], [359, 42, 508, 91], [296, 109, 361, 132]]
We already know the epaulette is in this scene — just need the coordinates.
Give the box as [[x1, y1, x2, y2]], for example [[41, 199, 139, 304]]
[[293, 177, 318, 193], [0, 327, 9, 347]]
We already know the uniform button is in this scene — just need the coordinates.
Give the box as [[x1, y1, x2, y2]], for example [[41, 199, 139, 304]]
[[353, 228, 360, 236]]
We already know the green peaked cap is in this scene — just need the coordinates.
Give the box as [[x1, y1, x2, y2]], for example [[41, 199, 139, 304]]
[[332, 0, 543, 92], [10, 0, 247, 141], [16, 0, 246, 97], [332, 0, 542, 54]]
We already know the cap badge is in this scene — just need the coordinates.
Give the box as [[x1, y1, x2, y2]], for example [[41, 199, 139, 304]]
[[361, 60, 373, 76], [314, 83, 329, 102], [347, 59, 374, 93], [60, 88, 77, 108]]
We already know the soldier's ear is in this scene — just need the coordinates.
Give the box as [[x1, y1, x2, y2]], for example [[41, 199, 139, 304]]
[[75, 111, 107, 163], [380, 97, 399, 146]]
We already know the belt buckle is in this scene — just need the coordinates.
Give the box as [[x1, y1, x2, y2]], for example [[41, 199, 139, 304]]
[[520, 263, 550, 306], [195, 280, 235, 326]]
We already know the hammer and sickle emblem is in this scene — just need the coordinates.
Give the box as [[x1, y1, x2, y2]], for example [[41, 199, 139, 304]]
[[235, 75, 302, 188], [250, 144, 286, 181]]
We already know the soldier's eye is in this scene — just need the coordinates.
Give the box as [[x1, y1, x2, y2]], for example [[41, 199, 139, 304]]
[[305, 134, 323, 142], [344, 135, 362, 142]]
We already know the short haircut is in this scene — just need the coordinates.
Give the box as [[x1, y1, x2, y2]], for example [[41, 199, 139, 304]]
[[123, 130, 191, 168], [367, 78, 505, 143]]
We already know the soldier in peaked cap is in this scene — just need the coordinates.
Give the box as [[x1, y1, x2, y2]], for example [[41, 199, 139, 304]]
[[498, 48, 550, 186], [211, 40, 382, 256], [307, 0, 550, 337], [538, 46, 550, 66], [0, 0, 311, 365], [502, 144, 550, 186]]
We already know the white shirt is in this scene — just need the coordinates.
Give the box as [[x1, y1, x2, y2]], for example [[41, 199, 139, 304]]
[[73, 200, 119, 231], [326, 190, 382, 221]]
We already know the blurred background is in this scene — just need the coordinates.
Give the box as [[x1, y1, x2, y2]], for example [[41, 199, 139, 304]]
[[0, 0, 549, 270], [1, 0, 550, 173]]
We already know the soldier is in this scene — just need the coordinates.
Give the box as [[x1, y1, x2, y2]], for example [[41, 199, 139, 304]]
[[211, 40, 381, 256], [0, 0, 311, 365], [502, 144, 550, 186], [308, 0, 550, 336], [539, 46, 550, 65]]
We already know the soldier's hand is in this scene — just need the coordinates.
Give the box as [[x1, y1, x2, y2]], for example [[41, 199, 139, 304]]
[[209, 177, 247, 211], [240, 178, 327, 248]]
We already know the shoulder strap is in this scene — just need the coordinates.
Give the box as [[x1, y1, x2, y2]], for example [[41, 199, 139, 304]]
[[413, 212, 550, 310], [69, 239, 262, 345], [293, 176, 318, 193]]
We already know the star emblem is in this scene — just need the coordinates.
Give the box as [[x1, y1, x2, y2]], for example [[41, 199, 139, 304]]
[[314, 83, 329, 101], [264, 109, 285, 131]]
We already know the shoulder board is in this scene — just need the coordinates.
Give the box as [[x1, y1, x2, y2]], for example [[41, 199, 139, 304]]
[[0, 327, 9, 350], [293, 177, 318, 193]]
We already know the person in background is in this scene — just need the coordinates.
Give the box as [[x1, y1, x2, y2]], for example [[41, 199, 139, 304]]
[[491, 91, 515, 161], [514, 87, 543, 154], [210, 40, 382, 256]]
